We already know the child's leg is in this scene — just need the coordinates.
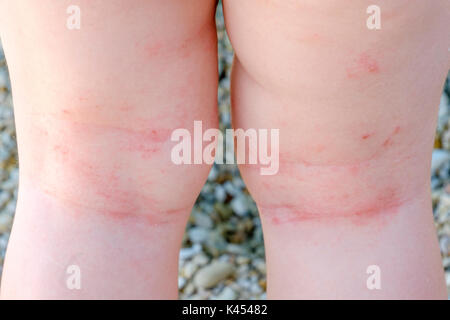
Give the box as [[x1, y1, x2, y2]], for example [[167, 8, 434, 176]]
[[0, 0, 218, 299], [224, 0, 450, 299]]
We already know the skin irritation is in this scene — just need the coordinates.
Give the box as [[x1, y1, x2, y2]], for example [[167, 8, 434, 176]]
[[346, 52, 380, 79], [258, 125, 407, 226], [382, 126, 401, 148], [28, 102, 194, 225], [61, 120, 168, 159], [261, 182, 405, 226], [21, 51, 208, 224], [40, 177, 187, 227], [57, 98, 192, 159], [280, 124, 402, 168], [41, 145, 185, 226], [361, 133, 373, 140], [138, 20, 213, 61]]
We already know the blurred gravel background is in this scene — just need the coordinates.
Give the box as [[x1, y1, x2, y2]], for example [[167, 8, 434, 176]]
[[0, 5, 449, 299]]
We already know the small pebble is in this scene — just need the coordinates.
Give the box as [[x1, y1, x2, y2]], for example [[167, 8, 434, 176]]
[[230, 195, 249, 217], [194, 261, 234, 289], [179, 244, 202, 261]]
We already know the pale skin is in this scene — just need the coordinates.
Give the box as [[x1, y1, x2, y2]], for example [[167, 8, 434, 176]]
[[0, 0, 449, 299]]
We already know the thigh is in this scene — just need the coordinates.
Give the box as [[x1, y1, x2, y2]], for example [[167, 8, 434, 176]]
[[0, 0, 218, 219], [224, 0, 450, 219]]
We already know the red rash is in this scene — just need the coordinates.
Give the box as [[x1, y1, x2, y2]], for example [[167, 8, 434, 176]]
[[45, 120, 181, 224], [122, 128, 172, 158], [359, 53, 379, 73], [383, 126, 401, 148], [346, 52, 380, 79], [58, 117, 172, 158], [43, 146, 183, 225], [263, 187, 404, 226]]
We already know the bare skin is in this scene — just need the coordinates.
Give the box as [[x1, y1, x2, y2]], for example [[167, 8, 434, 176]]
[[224, 0, 450, 299], [0, 0, 449, 300], [0, 0, 218, 299]]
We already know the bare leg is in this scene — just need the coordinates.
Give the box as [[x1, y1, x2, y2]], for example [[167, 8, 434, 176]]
[[224, 0, 450, 299], [0, 0, 218, 299]]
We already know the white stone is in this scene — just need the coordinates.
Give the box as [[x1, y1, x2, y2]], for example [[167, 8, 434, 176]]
[[179, 244, 202, 261], [214, 185, 227, 203], [178, 277, 186, 289], [194, 261, 234, 289], [230, 195, 249, 216], [183, 262, 199, 278], [192, 253, 209, 267]]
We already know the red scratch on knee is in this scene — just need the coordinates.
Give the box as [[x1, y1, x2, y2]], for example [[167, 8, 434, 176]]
[[382, 126, 401, 148]]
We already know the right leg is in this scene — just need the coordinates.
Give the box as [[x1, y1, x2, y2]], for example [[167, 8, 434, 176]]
[[225, 0, 450, 299], [0, 0, 218, 299]]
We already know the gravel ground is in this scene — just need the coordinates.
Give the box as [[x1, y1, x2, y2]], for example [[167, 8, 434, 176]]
[[0, 6, 449, 299]]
